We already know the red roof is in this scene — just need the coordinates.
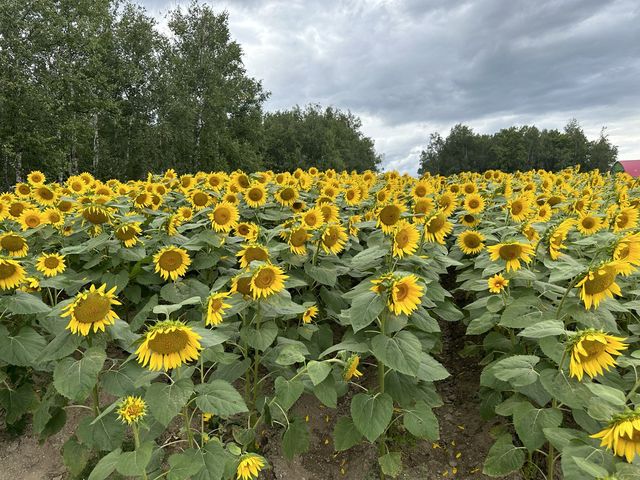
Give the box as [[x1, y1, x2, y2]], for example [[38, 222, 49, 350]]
[[619, 160, 640, 176]]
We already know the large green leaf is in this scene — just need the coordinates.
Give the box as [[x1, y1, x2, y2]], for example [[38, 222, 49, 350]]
[[0, 383, 38, 424], [53, 347, 106, 401], [378, 452, 403, 478], [240, 321, 278, 351], [351, 392, 393, 442], [274, 376, 304, 411], [348, 290, 385, 333], [0, 326, 47, 367], [1, 290, 51, 315], [88, 449, 122, 480], [371, 331, 422, 376], [307, 360, 332, 386], [403, 401, 439, 440], [333, 416, 363, 451], [145, 378, 194, 426], [512, 401, 562, 452], [194, 380, 248, 418], [491, 355, 540, 387], [282, 417, 310, 460], [116, 441, 154, 476], [483, 434, 525, 477]]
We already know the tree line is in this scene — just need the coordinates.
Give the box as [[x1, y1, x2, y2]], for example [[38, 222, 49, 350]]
[[0, 0, 381, 190], [418, 120, 618, 176]]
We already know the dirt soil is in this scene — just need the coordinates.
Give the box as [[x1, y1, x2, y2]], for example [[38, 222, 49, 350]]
[[0, 321, 524, 480]]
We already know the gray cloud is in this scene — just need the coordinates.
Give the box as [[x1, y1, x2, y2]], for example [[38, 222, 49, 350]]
[[138, 0, 640, 173]]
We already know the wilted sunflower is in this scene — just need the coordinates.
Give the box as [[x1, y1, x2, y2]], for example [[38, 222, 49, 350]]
[[209, 201, 239, 232], [576, 261, 624, 309], [237, 244, 270, 269], [117, 396, 147, 425], [250, 265, 288, 299], [35, 253, 66, 277], [288, 227, 309, 255], [487, 241, 535, 272], [154, 246, 191, 281], [244, 183, 267, 208], [136, 320, 202, 371], [377, 203, 405, 233], [577, 213, 603, 235], [487, 274, 509, 293], [236, 454, 266, 480], [424, 212, 453, 244], [458, 230, 485, 255], [591, 411, 640, 463], [568, 329, 627, 381], [392, 221, 420, 258], [343, 354, 363, 381], [19, 208, 44, 230], [463, 194, 485, 214], [0, 258, 26, 290], [115, 223, 142, 247], [62, 283, 121, 335], [0, 232, 29, 257], [302, 305, 319, 323], [206, 291, 231, 326], [321, 224, 348, 255]]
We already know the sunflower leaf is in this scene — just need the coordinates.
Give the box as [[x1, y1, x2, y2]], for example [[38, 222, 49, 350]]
[[194, 380, 248, 418], [351, 392, 393, 442], [145, 378, 194, 426], [53, 346, 106, 401]]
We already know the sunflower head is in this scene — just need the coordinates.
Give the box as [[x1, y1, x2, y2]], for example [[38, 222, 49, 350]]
[[321, 224, 348, 255], [135, 320, 202, 371], [206, 291, 231, 326], [237, 244, 270, 269], [236, 454, 266, 480], [302, 305, 319, 324], [487, 241, 535, 272], [36, 253, 66, 277], [288, 227, 309, 255], [487, 273, 509, 293], [458, 230, 485, 255], [0, 232, 29, 257], [154, 246, 191, 281], [250, 265, 288, 299], [568, 329, 628, 381], [62, 284, 121, 336], [591, 409, 640, 463], [392, 221, 420, 258], [209, 201, 240, 232], [576, 261, 624, 309], [343, 354, 363, 381], [0, 258, 26, 290], [117, 396, 147, 425], [377, 203, 405, 233]]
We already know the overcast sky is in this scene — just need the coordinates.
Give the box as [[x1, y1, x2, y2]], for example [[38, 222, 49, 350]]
[[139, 0, 640, 174]]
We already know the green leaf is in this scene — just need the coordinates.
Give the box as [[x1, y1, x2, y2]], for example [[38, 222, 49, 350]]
[[35, 329, 83, 363], [63, 437, 91, 477], [585, 383, 626, 406], [543, 427, 587, 451], [168, 450, 205, 480], [275, 341, 309, 366], [417, 353, 450, 382], [492, 355, 540, 387], [483, 434, 525, 477], [88, 449, 122, 480], [77, 415, 126, 451], [194, 380, 248, 418], [403, 401, 439, 440], [371, 331, 422, 376], [101, 361, 160, 397], [116, 441, 154, 476], [572, 457, 609, 478], [467, 312, 499, 335], [193, 443, 234, 480], [240, 320, 278, 351], [378, 452, 403, 478], [307, 361, 332, 386], [304, 262, 337, 286], [539, 369, 592, 409], [349, 290, 386, 333], [145, 378, 194, 426], [512, 402, 563, 452], [53, 347, 106, 401], [333, 417, 363, 451], [0, 383, 38, 424], [519, 320, 566, 338], [350, 246, 388, 270], [282, 417, 310, 460], [351, 392, 393, 442], [499, 295, 544, 328], [274, 376, 304, 411], [313, 375, 338, 408], [1, 290, 51, 315], [0, 326, 47, 366]]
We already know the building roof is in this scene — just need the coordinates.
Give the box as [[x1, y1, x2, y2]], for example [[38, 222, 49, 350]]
[[616, 160, 640, 176]]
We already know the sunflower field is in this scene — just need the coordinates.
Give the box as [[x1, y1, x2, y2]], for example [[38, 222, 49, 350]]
[[1, 166, 640, 479]]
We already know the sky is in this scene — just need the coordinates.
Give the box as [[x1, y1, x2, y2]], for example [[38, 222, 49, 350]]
[[139, 0, 640, 174]]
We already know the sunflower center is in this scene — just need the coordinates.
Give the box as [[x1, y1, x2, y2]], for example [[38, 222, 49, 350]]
[[427, 214, 445, 233], [463, 214, 475, 224], [290, 229, 307, 247], [0, 262, 17, 280], [548, 196, 562, 206], [1, 235, 25, 252], [280, 188, 295, 201], [584, 266, 617, 295], [44, 257, 61, 269], [74, 293, 111, 324], [463, 234, 482, 249], [254, 269, 276, 289], [83, 207, 109, 224], [323, 228, 340, 247], [238, 175, 250, 189], [209, 298, 222, 312], [148, 329, 189, 354], [159, 251, 184, 271], [213, 207, 231, 225], [468, 199, 480, 209], [618, 245, 630, 260], [25, 215, 41, 227], [39, 187, 54, 200], [617, 213, 629, 229], [243, 247, 268, 263], [577, 339, 606, 359], [193, 192, 209, 206], [305, 213, 319, 226], [379, 205, 401, 226], [511, 201, 523, 215], [248, 188, 263, 201], [116, 226, 137, 241], [499, 244, 522, 261], [237, 224, 250, 235], [394, 283, 409, 301], [581, 217, 596, 229], [395, 230, 409, 248], [415, 186, 427, 197], [236, 277, 252, 295]]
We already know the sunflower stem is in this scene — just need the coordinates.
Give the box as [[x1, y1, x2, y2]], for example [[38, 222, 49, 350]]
[[132, 424, 149, 480], [183, 406, 194, 448], [92, 383, 101, 416], [378, 312, 387, 480], [556, 275, 580, 320], [625, 378, 640, 402]]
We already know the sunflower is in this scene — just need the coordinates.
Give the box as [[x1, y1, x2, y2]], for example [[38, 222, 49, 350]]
[[567, 330, 627, 381], [235, 222, 259, 241], [535, 204, 552, 222], [613, 207, 639, 232], [154, 246, 191, 281], [206, 291, 231, 326], [237, 244, 270, 269], [377, 203, 406, 233], [42, 208, 64, 227], [135, 320, 202, 371], [302, 305, 319, 323], [236, 454, 266, 480], [301, 207, 325, 230], [508, 196, 532, 222], [576, 261, 624, 309], [463, 194, 485, 214], [348, 215, 361, 237], [319, 203, 339, 223], [177, 206, 194, 222], [458, 230, 485, 255], [343, 354, 363, 381], [288, 226, 309, 255], [244, 183, 267, 208], [32, 185, 57, 206], [231, 274, 253, 297], [344, 186, 362, 206], [0, 232, 29, 257], [438, 192, 458, 216], [460, 213, 480, 227], [27, 170, 46, 185], [117, 396, 147, 425], [424, 212, 453, 244], [209, 201, 239, 233], [321, 224, 348, 255], [392, 221, 420, 258], [81, 204, 112, 227], [413, 198, 434, 223], [19, 208, 43, 230], [62, 284, 121, 336], [591, 411, 640, 463], [548, 219, 574, 260], [487, 241, 535, 272], [0, 258, 26, 290], [35, 253, 66, 277], [189, 190, 212, 210], [577, 213, 603, 235], [115, 223, 142, 247], [275, 186, 299, 207], [250, 265, 287, 299], [614, 233, 640, 268], [488, 274, 509, 293], [15, 183, 31, 197]]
